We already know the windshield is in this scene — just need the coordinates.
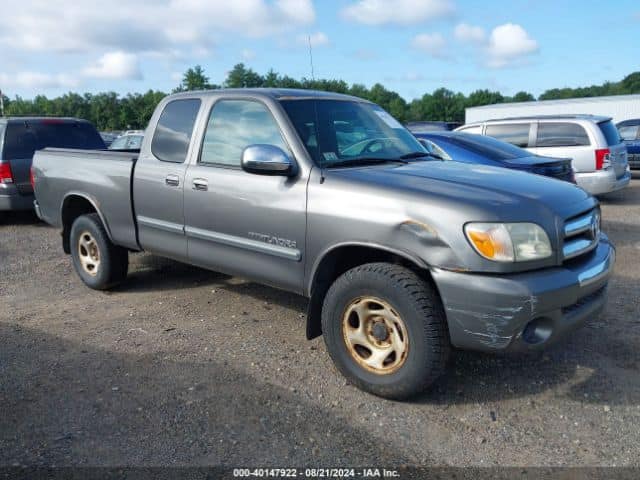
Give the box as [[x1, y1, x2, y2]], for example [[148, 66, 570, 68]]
[[280, 99, 427, 167]]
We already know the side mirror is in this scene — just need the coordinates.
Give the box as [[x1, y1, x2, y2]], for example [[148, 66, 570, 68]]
[[241, 144, 296, 176]]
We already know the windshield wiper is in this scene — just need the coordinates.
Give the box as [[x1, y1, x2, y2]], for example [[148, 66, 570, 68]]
[[325, 157, 409, 168], [399, 151, 443, 160]]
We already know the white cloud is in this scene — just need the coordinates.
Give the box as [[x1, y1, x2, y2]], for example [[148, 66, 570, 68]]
[[297, 32, 330, 48], [241, 49, 256, 61], [454, 23, 486, 43], [341, 0, 454, 26], [411, 33, 447, 58], [0, 72, 80, 89], [487, 23, 538, 68], [0, 0, 316, 56], [83, 51, 142, 80]]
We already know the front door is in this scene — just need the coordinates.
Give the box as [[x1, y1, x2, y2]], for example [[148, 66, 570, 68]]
[[184, 98, 307, 293]]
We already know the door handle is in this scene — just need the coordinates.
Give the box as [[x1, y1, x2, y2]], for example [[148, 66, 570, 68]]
[[193, 178, 208, 191], [165, 174, 180, 187]]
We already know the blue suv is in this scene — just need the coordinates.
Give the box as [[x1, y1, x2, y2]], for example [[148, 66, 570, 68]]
[[617, 119, 640, 170]]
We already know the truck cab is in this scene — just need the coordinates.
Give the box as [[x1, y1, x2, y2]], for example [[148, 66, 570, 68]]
[[33, 90, 616, 400]]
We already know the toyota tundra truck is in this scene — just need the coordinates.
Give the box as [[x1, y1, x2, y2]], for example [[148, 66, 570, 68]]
[[32, 89, 615, 399]]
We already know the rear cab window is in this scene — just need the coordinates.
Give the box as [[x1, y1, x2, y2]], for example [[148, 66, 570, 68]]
[[598, 120, 622, 146], [484, 123, 531, 147], [536, 122, 590, 147], [151, 99, 201, 163], [2, 120, 105, 160]]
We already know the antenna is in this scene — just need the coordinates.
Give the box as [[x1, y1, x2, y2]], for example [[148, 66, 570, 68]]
[[308, 35, 315, 81]]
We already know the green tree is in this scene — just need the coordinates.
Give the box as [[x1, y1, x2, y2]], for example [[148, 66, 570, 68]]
[[621, 72, 640, 93], [175, 65, 215, 92], [224, 63, 264, 88], [419, 88, 466, 122], [466, 89, 504, 108], [509, 91, 536, 103]]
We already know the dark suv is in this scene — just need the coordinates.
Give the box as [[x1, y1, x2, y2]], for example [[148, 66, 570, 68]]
[[0, 117, 105, 213]]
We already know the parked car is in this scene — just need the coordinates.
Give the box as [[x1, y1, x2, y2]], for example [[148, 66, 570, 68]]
[[456, 115, 631, 195], [33, 89, 614, 399], [409, 130, 575, 183], [100, 132, 119, 148], [405, 121, 462, 133], [109, 132, 144, 150], [617, 119, 640, 170], [0, 117, 105, 214]]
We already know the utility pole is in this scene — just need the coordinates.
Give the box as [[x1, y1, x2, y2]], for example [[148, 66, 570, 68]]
[[308, 35, 315, 81]]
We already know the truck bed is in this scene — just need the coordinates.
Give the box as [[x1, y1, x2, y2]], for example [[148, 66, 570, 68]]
[[33, 148, 140, 250]]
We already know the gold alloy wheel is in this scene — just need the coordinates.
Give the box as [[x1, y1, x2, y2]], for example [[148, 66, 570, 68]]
[[342, 296, 409, 375], [78, 231, 101, 277]]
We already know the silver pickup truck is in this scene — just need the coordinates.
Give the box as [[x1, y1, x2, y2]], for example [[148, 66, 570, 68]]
[[33, 89, 615, 399]]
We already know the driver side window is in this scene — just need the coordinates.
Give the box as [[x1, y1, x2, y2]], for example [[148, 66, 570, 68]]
[[200, 99, 288, 167]]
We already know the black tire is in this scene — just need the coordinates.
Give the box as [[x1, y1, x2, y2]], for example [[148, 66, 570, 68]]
[[70, 213, 128, 290], [321, 262, 450, 399]]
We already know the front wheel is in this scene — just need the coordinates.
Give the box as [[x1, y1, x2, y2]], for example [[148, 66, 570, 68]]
[[321, 263, 450, 399], [70, 213, 128, 290]]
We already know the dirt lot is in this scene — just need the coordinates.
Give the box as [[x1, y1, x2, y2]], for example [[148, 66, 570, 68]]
[[1, 177, 639, 468]]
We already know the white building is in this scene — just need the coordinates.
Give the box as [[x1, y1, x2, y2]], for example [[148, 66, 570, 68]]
[[465, 94, 640, 125]]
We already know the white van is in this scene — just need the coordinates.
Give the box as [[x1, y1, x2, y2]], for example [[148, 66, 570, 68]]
[[457, 115, 631, 195]]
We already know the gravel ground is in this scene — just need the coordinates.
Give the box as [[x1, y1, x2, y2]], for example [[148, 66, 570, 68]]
[[1, 177, 639, 468]]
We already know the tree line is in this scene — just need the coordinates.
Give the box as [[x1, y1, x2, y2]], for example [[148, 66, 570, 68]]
[[2, 64, 639, 131]]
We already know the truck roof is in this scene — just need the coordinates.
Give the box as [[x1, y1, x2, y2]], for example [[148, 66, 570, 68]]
[[169, 88, 370, 103]]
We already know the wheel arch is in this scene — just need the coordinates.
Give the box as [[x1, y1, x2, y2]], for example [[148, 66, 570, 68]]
[[305, 242, 432, 340], [60, 193, 113, 254]]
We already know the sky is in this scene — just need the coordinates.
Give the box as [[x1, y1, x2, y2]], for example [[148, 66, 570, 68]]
[[0, 0, 638, 101]]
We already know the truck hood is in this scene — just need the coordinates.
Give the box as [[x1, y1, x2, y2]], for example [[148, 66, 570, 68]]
[[331, 160, 592, 219]]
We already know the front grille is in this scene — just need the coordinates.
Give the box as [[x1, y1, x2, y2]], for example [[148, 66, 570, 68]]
[[628, 153, 640, 168], [562, 209, 599, 262], [561, 286, 606, 315]]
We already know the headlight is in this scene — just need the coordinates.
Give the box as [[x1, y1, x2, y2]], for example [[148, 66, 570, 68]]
[[464, 223, 552, 262]]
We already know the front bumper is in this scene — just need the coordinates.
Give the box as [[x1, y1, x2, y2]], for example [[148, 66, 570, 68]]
[[431, 236, 615, 352], [576, 168, 631, 195]]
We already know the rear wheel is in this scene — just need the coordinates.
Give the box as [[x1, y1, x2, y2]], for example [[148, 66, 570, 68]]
[[321, 262, 450, 399], [70, 213, 128, 290]]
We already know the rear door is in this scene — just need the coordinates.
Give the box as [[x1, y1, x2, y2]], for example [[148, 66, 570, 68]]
[[531, 122, 594, 173], [133, 98, 202, 261], [183, 97, 307, 293]]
